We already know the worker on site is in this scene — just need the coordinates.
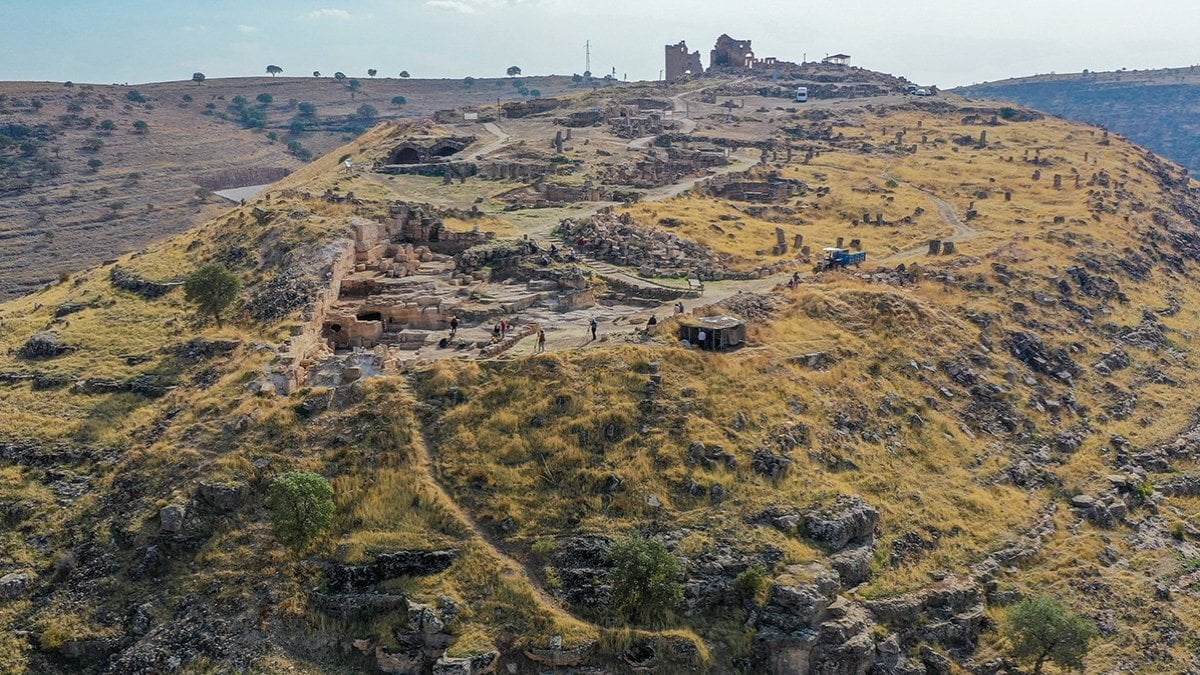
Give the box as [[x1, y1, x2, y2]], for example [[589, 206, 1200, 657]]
[[697, 329, 707, 350], [449, 316, 459, 338], [536, 329, 546, 353], [589, 317, 598, 341]]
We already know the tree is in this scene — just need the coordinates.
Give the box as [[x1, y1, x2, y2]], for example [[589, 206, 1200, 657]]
[[607, 536, 683, 625], [334, 71, 346, 81], [86, 158, 102, 172], [266, 64, 283, 77], [367, 68, 377, 78], [313, 71, 321, 78], [391, 96, 407, 106], [98, 119, 116, 133], [125, 89, 146, 104], [184, 263, 241, 328], [256, 93, 273, 105], [529, 89, 541, 98], [507, 65, 522, 77], [132, 120, 149, 134], [347, 79, 361, 99], [266, 472, 334, 551], [297, 101, 317, 115], [192, 72, 206, 84], [463, 76, 476, 88], [1004, 596, 1097, 674], [356, 104, 378, 120], [399, 70, 410, 78], [31, 99, 42, 111]]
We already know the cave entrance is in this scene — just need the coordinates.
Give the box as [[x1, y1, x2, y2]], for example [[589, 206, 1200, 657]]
[[433, 145, 460, 158], [357, 312, 383, 322], [392, 147, 421, 164]]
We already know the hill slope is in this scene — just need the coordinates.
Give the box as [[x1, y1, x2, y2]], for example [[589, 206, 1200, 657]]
[[955, 66, 1200, 176], [0, 75, 587, 299], [2, 75, 1200, 673]]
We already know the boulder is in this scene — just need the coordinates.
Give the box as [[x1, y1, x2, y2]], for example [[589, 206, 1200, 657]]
[[196, 481, 248, 511], [830, 542, 876, 586], [804, 495, 879, 551], [432, 652, 498, 675], [19, 332, 71, 359], [158, 505, 185, 533], [0, 570, 31, 599]]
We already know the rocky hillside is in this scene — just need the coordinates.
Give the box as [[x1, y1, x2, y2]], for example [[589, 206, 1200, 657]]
[[955, 66, 1200, 176], [0, 75, 588, 299], [1, 75, 1200, 673]]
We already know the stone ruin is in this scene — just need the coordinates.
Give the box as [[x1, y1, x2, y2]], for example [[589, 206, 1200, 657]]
[[696, 169, 807, 203], [605, 103, 679, 140], [383, 136, 476, 166], [665, 41, 704, 82], [598, 145, 730, 189]]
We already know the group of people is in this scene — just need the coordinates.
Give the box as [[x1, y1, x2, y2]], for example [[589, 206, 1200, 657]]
[[445, 315, 548, 353]]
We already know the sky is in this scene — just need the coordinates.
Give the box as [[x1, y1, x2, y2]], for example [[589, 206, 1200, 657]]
[[2, 0, 1200, 87]]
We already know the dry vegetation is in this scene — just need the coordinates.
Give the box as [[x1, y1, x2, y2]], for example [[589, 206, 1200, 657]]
[[2, 78, 1200, 673]]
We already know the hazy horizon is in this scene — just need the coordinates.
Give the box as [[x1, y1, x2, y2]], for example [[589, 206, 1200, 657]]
[[2, 0, 1199, 87]]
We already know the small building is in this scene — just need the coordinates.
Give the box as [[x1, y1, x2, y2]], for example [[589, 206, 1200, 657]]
[[823, 53, 851, 66], [678, 315, 747, 351]]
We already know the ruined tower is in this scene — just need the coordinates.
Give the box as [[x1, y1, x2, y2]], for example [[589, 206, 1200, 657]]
[[710, 34, 756, 71], [665, 41, 703, 83]]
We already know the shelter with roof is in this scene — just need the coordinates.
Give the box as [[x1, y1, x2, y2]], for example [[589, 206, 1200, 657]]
[[678, 315, 747, 351]]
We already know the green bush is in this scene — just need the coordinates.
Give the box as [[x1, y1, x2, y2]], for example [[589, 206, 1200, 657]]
[[1003, 595, 1097, 674], [266, 472, 335, 551], [607, 535, 683, 625], [733, 565, 768, 603]]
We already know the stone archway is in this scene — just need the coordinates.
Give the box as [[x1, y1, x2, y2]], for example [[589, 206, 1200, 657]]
[[391, 146, 421, 164]]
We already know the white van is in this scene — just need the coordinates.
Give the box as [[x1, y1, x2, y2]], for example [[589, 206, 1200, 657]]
[[795, 86, 808, 103]]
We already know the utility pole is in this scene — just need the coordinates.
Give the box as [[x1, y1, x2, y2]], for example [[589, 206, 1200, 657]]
[[585, 40, 591, 76]]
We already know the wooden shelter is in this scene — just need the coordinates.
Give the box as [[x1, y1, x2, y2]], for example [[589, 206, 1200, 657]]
[[678, 315, 747, 351]]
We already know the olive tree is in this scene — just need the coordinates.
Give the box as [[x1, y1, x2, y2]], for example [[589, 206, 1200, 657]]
[[506, 65, 522, 77], [192, 72, 206, 83], [266, 472, 335, 551], [184, 263, 241, 327], [266, 64, 283, 77], [1003, 596, 1097, 674]]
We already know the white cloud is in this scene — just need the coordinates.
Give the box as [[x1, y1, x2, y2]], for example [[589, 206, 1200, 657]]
[[303, 8, 352, 20], [237, 24, 258, 33], [425, 0, 477, 12], [424, 0, 554, 13]]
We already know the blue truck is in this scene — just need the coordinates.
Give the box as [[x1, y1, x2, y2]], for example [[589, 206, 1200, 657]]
[[813, 247, 866, 273]]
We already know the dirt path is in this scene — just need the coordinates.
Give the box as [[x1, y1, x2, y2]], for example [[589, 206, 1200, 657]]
[[405, 389, 584, 622]]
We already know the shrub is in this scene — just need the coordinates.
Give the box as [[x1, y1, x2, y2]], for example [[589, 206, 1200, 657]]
[[256, 93, 273, 105], [266, 472, 335, 551], [132, 120, 149, 134], [733, 565, 768, 603], [125, 89, 146, 104], [391, 96, 408, 106], [1003, 596, 1097, 674], [607, 535, 683, 625], [184, 263, 241, 327]]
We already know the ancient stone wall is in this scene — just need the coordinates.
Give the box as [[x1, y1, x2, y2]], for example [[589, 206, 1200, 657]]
[[665, 41, 704, 82]]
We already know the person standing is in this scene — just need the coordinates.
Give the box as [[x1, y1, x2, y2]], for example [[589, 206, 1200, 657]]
[[449, 316, 459, 338], [589, 318, 598, 341], [697, 329, 707, 350], [536, 329, 546, 353]]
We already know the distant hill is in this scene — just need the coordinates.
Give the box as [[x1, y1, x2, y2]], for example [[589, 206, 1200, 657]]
[[954, 66, 1200, 175], [0, 75, 588, 298]]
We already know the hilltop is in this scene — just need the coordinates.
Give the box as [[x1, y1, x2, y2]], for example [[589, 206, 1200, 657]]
[[955, 65, 1200, 176], [0, 75, 588, 299], [1, 67, 1200, 674]]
